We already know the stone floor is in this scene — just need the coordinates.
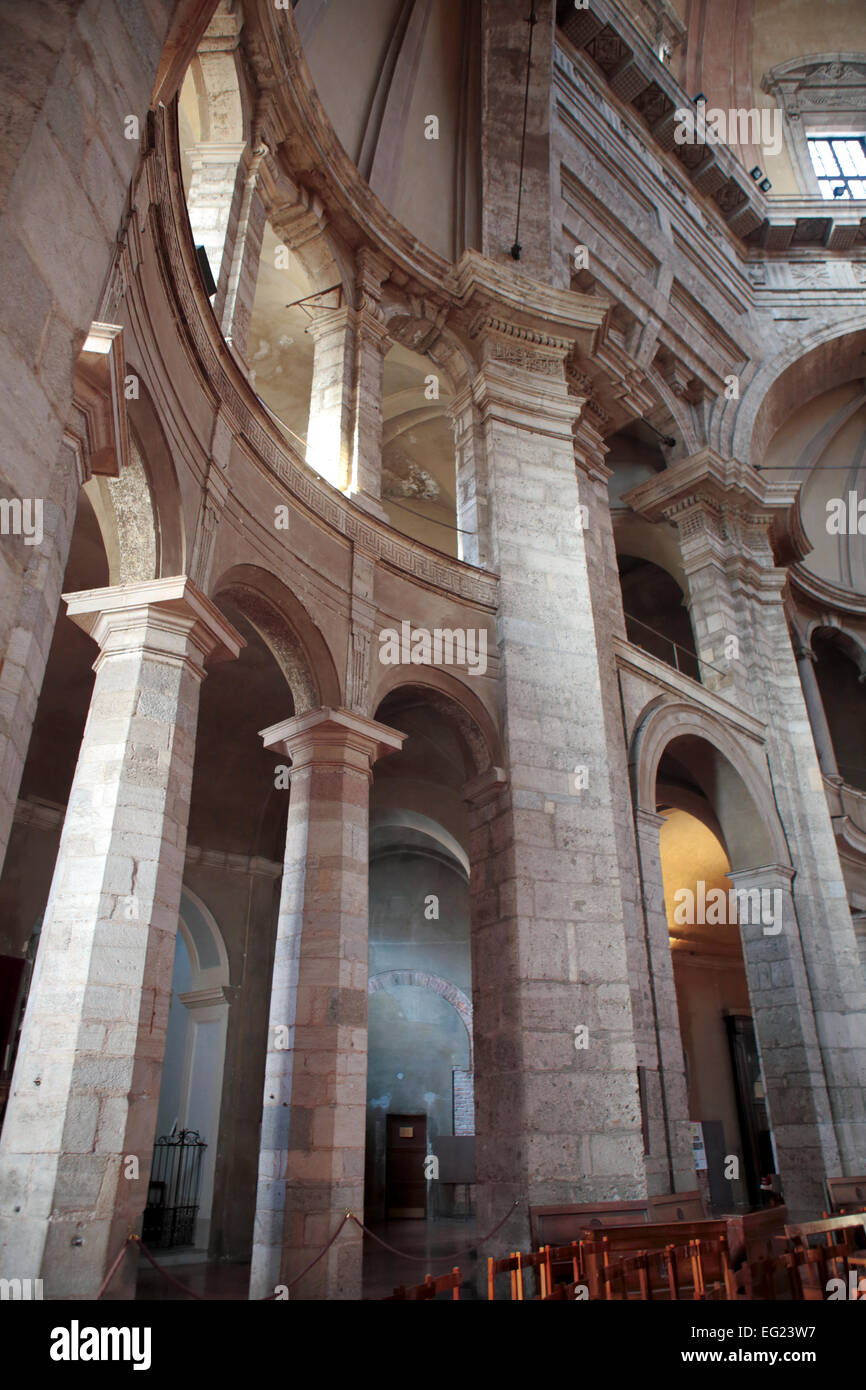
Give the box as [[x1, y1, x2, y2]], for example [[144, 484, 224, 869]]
[[134, 1217, 480, 1300]]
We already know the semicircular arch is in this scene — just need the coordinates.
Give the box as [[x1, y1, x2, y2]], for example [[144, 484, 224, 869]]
[[629, 699, 790, 871], [371, 668, 501, 779], [211, 562, 341, 712]]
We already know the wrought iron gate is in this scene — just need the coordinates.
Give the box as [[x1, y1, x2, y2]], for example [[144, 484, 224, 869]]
[[142, 1130, 207, 1248]]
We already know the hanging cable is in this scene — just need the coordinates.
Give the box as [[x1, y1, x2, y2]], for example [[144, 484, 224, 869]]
[[511, 5, 539, 261]]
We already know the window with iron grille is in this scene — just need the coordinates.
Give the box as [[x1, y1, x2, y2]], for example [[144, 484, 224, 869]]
[[807, 136, 866, 199]]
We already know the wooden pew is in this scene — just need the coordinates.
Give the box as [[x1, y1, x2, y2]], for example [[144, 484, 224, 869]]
[[385, 1266, 462, 1300], [725, 1206, 788, 1266], [487, 1248, 551, 1300], [786, 1212, 866, 1250], [782, 1242, 851, 1301], [530, 1190, 704, 1248], [730, 1254, 802, 1301], [581, 1222, 732, 1300], [648, 1191, 705, 1222], [531, 1198, 651, 1249]]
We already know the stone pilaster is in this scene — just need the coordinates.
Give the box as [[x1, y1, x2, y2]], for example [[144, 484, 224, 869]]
[[727, 865, 841, 1216], [449, 384, 491, 568], [632, 809, 696, 1193], [186, 141, 248, 293], [0, 577, 243, 1298], [216, 145, 268, 360], [572, 411, 695, 1196], [249, 708, 405, 1302], [795, 642, 841, 782], [465, 321, 648, 1255], [344, 549, 377, 715], [349, 250, 390, 519], [0, 439, 80, 879], [190, 409, 233, 592], [305, 305, 356, 493]]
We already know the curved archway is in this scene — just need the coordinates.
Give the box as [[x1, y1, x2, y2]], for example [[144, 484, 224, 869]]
[[628, 701, 852, 1215], [211, 562, 342, 711], [370, 670, 500, 777], [719, 321, 866, 466], [617, 553, 700, 681], [630, 700, 789, 870], [364, 679, 496, 1224], [810, 626, 866, 791]]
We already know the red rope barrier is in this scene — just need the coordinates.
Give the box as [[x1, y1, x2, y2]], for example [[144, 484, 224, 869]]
[[349, 1198, 520, 1263], [97, 1199, 522, 1299]]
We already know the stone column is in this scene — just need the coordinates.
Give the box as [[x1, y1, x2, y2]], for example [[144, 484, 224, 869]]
[[305, 306, 356, 493], [0, 577, 242, 1298], [216, 145, 268, 361], [449, 384, 491, 568], [249, 708, 405, 1302], [465, 321, 648, 1256], [727, 865, 840, 1216], [186, 142, 248, 293], [349, 250, 390, 519], [795, 643, 841, 781]]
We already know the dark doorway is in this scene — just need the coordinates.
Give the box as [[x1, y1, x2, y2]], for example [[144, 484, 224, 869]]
[[386, 1114, 427, 1218], [726, 1014, 776, 1207]]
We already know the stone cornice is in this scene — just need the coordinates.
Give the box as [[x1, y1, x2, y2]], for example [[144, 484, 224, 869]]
[[260, 706, 407, 772], [454, 250, 608, 352], [63, 575, 246, 669], [245, 0, 453, 293], [622, 448, 812, 566], [790, 564, 866, 619]]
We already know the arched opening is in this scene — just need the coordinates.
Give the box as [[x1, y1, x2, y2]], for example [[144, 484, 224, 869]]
[[364, 678, 496, 1292], [246, 228, 317, 451], [150, 890, 230, 1251], [177, 15, 249, 297], [133, 597, 292, 1284], [761, 379, 866, 595], [630, 704, 843, 1213], [608, 424, 701, 680], [811, 628, 866, 791], [619, 555, 701, 681], [657, 780, 770, 1212]]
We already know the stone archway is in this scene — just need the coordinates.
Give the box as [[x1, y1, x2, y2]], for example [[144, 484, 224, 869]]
[[629, 701, 846, 1216]]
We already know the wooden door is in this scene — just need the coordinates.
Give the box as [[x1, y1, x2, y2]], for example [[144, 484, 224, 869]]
[[386, 1114, 427, 1218]]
